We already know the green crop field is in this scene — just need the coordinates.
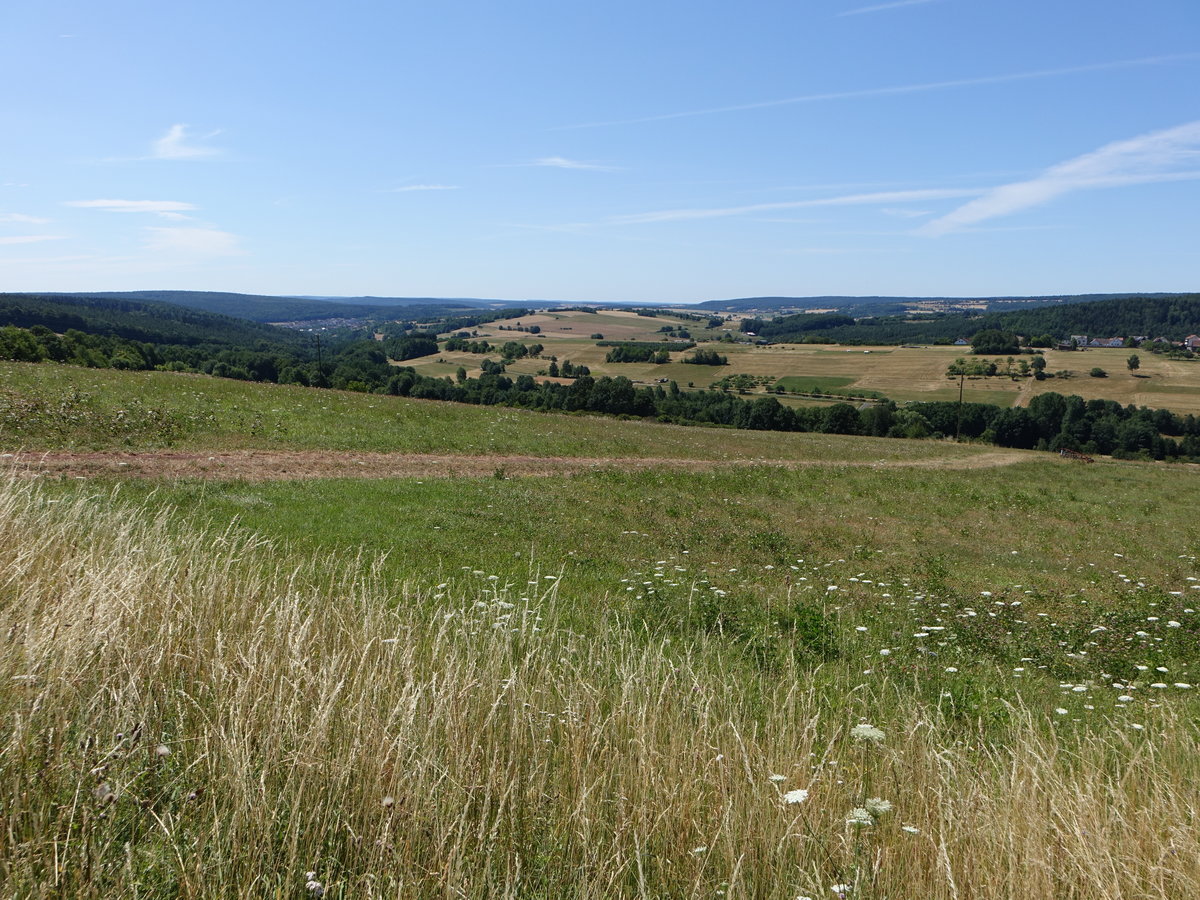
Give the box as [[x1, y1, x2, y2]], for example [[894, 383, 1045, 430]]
[[3, 359, 1200, 898]]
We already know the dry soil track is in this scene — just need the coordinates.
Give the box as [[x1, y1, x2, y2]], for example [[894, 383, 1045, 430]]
[[4, 448, 1037, 481]]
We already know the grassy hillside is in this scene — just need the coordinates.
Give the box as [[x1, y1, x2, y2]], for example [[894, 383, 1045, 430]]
[[3, 360, 1200, 897], [0, 360, 988, 461]]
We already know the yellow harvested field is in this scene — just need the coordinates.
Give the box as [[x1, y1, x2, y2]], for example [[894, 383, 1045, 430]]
[[473, 308, 707, 343], [401, 307, 1200, 414]]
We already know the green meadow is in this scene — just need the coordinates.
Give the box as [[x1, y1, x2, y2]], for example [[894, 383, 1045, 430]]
[[3, 359, 1200, 898]]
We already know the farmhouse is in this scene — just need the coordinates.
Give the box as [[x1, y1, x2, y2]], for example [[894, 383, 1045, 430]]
[[1185, 335, 1200, 351]]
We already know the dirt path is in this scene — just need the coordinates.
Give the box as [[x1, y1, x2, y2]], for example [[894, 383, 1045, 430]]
[[2, 448, 1039, 481]]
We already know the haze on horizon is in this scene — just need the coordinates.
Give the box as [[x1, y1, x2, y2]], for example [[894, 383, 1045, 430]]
[[1, 0, 1197, 303]]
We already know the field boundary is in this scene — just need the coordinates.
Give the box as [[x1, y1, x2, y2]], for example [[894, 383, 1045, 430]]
[[4, 447, 1041, 481]]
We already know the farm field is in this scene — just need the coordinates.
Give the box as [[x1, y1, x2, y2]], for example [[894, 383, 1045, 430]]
[[3, 359, 1200, 898], [404, 309, 1200, 414]]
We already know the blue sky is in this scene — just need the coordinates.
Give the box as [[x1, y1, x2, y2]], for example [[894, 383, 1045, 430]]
[[2, 0, 1197, 302]]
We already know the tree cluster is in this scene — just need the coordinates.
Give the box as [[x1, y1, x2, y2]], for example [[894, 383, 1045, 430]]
[[606, 344, 670, 364], [682, 348, 728, 366]]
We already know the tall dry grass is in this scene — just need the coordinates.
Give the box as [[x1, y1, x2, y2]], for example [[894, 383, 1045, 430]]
[[1, 475, 1197, 898]]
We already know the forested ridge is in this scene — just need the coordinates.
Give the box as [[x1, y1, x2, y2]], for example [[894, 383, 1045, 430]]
[[0, 295, 402, 387], [745, 294, 1200, 345], [0, 293, 307, 347], [47, 291, 500, 323]]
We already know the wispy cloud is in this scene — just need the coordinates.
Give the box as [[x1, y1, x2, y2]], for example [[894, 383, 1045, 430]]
[[921, 120, 1200, 235], [532, 156, 621, 171], [559, 54, 1199, 129], [838, 0, 941, 16], [0, 235, 65, 245], [152, 124, 223, 160], [787, 246, 902, 255], [0, 212, 50, 225], [143, 226, 240, 255], [387, 184, 462, 192], [881, 207, 933, 218], [614, 188, 982, 224], [66, 199, 197, 220]]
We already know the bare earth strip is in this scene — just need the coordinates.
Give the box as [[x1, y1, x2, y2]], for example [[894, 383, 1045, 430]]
[[3, 448, 1038, 481]]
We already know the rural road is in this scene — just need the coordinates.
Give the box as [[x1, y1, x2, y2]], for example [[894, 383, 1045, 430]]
[[4, 448, 1037, 481]]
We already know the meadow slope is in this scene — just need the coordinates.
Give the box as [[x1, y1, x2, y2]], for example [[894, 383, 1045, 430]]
[[2, 360, 1199, 898]]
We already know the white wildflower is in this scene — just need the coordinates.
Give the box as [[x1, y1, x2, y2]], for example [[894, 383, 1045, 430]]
[[846, 807, 874, 826], [769, 773, 787, 783], [850, 723, 885, 743], [865, 797, 892, 816], [784, 788, 809, 804]]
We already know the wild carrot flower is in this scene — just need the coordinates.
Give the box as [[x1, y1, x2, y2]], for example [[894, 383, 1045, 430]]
[[846, 807, 873, 827], [865, 797, 892, 816], [783, 788, 809, 804], [850, 723, 885, 743]]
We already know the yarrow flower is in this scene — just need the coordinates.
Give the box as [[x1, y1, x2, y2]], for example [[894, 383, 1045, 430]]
[[783, 788, 809, 804], [850, 723, 885, 743]]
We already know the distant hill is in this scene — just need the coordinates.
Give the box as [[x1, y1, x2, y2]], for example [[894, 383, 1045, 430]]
[[0, 293, 306, 348], [698, 293, 1188, 317], [47, 291, 505, 324], [745, 294, 1200, 345], [291, 295, 529, 307]]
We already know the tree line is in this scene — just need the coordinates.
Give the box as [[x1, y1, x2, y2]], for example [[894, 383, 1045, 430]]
[[6, 319, 1200, 462]]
